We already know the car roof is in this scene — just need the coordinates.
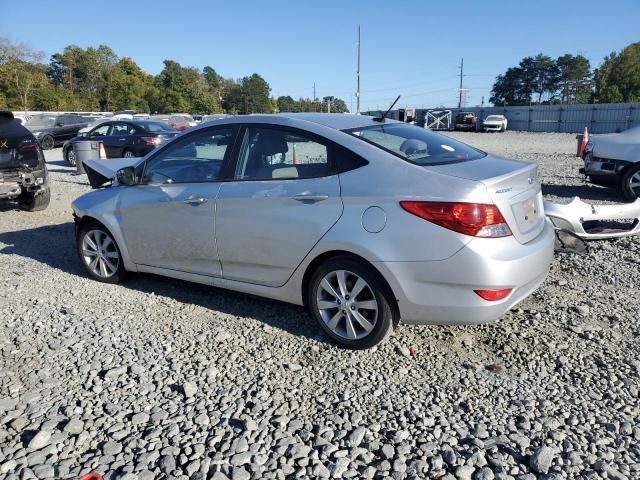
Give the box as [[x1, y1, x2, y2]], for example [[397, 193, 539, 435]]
[[273, 113, 394, 130], [197, 113, 396, 131]]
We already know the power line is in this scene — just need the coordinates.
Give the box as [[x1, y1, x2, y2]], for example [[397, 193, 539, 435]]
[[356, 25, 361, 114]]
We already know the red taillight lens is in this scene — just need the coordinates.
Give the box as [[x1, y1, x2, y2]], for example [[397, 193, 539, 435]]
[[399, 201, 512, 238], [474, 288, 513, 301], [141, 136, 161, 146]]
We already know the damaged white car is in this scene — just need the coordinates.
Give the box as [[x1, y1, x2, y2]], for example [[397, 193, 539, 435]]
[[582, 125, 640, 200]]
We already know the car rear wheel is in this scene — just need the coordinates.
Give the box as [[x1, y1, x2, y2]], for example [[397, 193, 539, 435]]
[[77, 223, 127, 284], [620, 163, 640, 201], [40, 135, 54, 150], [308, 256, 396, 349], [65, 147, 76, 166]]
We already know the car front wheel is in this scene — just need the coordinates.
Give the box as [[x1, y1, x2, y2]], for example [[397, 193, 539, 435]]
[[77, 223, 127, 284], [308, 256, 396, 349], [620, 163, 640, 201]]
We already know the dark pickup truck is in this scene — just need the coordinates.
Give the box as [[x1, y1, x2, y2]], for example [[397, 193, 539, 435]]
[[25, 113, 93, 150]]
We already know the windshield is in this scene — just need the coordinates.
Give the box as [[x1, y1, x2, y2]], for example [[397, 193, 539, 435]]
[[26, 115, 56, 128], [139, 121, 175, 132], [347, 123, 485, 165], [486, 116, 503, 121]]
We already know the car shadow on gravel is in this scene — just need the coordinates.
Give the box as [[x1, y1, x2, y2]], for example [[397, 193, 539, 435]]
[[0, 222, 324, 343], [542, 182, 622, 202], [124, 274, 325, 343], [0, 222, 85, 276]]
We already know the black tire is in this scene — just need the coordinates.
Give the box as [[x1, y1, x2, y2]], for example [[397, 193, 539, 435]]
[[40, 135, 55, 150], [77, 221, 128, 284], [307, 256, 397, 349], [65, 147, 77, 166], [19, 188, 50, 211], [620, 163, 640, 201]]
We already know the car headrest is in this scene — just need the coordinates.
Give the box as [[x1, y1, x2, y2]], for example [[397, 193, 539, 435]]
[[272, 166, 299, 179], [253, 130, 288, 157], [400, 139, 428, 156]]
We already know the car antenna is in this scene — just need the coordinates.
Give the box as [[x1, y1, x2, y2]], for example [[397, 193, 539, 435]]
[[373, 95, 401, 123]]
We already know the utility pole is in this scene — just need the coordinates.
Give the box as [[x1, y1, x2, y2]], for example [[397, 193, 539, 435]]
[[458, 57, 464, 109], [481, 95, 484, 107], [313, 82, 316, 101], [356, 25, 361, 114]]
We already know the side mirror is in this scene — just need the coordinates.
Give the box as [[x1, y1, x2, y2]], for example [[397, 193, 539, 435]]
[[115, 166, 136, 186], [55, 122, 64, 127]]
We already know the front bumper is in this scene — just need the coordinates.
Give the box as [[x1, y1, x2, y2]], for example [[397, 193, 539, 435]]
[[545, 197, 640, 239], [483, 125, 503, 131], [376, 219, 555, 325], [582, 153, 629, 180]]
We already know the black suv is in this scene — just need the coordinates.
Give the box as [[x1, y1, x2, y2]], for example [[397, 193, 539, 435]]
[[0, 111, 50, 211], [25, 113, 93, 150]]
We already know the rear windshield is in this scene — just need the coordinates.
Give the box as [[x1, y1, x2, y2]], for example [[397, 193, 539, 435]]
[[346, 123, 485, 165], [138, 121, 175, 133]]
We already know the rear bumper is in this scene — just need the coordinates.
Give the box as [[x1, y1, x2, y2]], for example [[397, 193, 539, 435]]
[[376, 219, 555, 325]]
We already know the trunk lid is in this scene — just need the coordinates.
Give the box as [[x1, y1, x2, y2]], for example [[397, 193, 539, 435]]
[[429, 156, 545, 244]]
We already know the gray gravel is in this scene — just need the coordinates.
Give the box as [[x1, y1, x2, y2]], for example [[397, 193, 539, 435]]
[[1, 134, 639, 479]]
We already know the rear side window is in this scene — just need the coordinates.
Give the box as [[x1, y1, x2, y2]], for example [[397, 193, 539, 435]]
[[347, 123, 485, 165], [334, 144, 368, 173], [234, 127, 329, 180]]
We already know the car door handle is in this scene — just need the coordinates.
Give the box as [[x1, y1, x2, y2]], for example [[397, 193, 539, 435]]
[[118, 138, 126, 141], [292, 193, 329, 203], [183, 196, 208, 206]]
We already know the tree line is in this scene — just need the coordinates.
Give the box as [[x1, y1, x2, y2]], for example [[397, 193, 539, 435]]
[[0, 37, 349, 114], [490, 42, 640, 106]]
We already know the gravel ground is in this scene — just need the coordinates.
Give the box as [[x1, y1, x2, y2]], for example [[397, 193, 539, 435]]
[[0, 133, 639, 480]]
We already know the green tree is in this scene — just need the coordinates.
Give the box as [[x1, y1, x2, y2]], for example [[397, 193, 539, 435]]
[[276, 95, 298, 112], [595, 42, 640, 103], [240, 73, 271, 113], [556, 54, 592, 104]]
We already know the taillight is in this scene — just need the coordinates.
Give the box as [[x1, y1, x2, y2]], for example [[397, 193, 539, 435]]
[[474, 288, 513, 301], [400, 201, 512, 238], [141, 136, 161, 146]]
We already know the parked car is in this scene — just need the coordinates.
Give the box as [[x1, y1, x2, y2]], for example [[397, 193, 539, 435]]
[[62, 120, 179, 166], [454, 112, 477, 131], [73, 113, 554, 349], [0, 111, 50, 211], [169, 114, 197, 131], [483, 115, 508, 132], [582, 125, 640, 200], [201, 114, 234, 123], [25, 113, 92, 149]]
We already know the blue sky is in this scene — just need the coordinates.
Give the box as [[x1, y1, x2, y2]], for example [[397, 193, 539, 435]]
[[2, 0, 638, 111]]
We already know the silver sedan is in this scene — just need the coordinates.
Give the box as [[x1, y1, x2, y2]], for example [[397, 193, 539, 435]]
[[72, 113, 555, 349]]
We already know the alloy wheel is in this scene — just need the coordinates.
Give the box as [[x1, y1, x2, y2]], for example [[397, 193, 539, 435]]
[[315, 269, 379, 340], [123, 150, 135, 158], [81, 229, 120, 279], [67, 149, 76, 166], [629, 171, 640, 195]]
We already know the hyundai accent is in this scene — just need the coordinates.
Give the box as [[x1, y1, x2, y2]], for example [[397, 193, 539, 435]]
[[72, 113, 555, 349]]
